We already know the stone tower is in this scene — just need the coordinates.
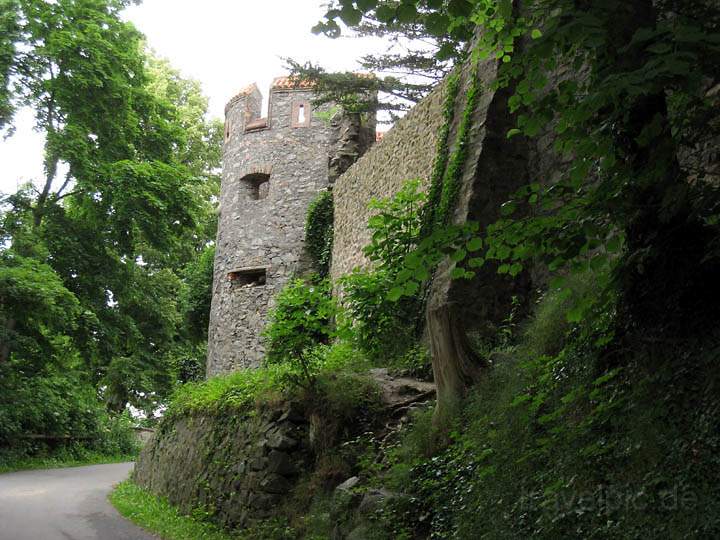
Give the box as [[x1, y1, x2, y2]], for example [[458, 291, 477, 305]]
[[206, 77, 349, 376]]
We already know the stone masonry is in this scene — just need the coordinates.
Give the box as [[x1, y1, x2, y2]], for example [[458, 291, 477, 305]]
[[206, 78, 339, 376]]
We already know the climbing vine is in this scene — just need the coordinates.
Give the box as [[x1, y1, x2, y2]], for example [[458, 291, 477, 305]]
[[305, 190, 334, 277], [420, 71, 461, 238]]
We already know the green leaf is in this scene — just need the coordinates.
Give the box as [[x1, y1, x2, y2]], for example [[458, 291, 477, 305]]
[[448, 0, 473, 17], [468, 257, 484, 268], [396, 4, 417, 23], [404, 281, 420, 295], [500, 201, 517, 216], [426, 13, 450, 36], [566, 304, 585, 323], [356, 0, 378, 11], [451, 267, 466, 279], [508, 262, 523, 276], [466, 237, 483, 252], [507, 128, 522, 138], [405, 252, 421, 269], [413, 267, 430, 281], [531, 28, 542, 39], [451, 248, 467, 262], [339, 6, 363, 26], [396, 268, 413, 283], [606, 235, 622, 253], [375, 5, 395, 22], [497, 0, 512, 19], [388, 286, 404, 302]]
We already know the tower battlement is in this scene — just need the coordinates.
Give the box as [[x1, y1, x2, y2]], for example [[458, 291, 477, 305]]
[[223, 77, 318, 138]]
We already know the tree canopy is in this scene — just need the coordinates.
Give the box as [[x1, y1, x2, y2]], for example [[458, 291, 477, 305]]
[[0, 0, 220, 426]]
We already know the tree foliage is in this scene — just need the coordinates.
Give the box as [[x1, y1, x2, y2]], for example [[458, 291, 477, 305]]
[[0, 0, 221, 429], [315, 0, 720, 419], [288, 0, 476, 119]]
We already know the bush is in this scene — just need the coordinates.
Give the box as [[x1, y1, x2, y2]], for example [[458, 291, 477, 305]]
[[263, 277, 340, 385], [340, 269, 419, 363], [522, 268, 605, 357], [338, 179, 427, 364], [305, 190, 334, 276], [0, 360, 138, 460]]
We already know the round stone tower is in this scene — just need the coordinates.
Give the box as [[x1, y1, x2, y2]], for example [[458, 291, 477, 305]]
[[206, 77, 338, 376]]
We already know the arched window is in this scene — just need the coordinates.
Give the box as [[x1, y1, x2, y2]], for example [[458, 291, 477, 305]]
[[241, 172, 270, 201]]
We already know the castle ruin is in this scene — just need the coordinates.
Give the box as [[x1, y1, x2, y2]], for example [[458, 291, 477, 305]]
[[206, 77, 374, 376]]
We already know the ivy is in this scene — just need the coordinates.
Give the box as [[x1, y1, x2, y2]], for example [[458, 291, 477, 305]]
[[305, 190, 334, 277], [420, 70, 462, 238], [435, 63, 481, 228]]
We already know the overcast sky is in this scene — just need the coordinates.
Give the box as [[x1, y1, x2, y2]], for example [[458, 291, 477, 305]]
[[0, 0, 389, 194]]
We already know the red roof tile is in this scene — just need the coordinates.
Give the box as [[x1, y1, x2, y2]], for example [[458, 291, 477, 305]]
[[271, 76, 315, 90]]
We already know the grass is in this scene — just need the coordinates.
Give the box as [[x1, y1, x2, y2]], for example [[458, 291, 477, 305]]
[[0, 450, 137, 475], [110, 480, 236, 540], [168, 363, 293, 417], [168, 341, 373, 418]]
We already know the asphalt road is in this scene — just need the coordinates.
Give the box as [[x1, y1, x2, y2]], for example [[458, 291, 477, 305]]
[[0, 462, 156, 540]]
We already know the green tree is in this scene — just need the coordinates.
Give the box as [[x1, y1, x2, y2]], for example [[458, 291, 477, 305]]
[[289, 0, 475, 119], [0, 0, 221, 415]]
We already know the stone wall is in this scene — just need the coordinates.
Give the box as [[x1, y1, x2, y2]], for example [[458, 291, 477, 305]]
[[330, 81, 449, 281], [134, 404, 309, 529], [207, 82, 338, 376]]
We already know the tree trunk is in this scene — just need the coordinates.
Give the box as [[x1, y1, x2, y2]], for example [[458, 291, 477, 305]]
[[427, 301, 485, 427]]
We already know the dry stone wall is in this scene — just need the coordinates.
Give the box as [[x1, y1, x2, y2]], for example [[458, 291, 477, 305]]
[[133, 404, 310, 529]]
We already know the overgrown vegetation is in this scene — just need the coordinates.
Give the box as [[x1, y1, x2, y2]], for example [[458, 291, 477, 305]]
[[305, 191, 334, 277], [291, 1, 720, 538], [167, 341, 375, 419], [341, 270, 720, 539], [340, 180, 427, 365], [0, 0, 221, 460], [263, 277, 340, 386], [111, 480, 238, 540]]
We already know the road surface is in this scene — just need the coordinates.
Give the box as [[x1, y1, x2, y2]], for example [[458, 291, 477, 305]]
[[0, 462, 155, 540]]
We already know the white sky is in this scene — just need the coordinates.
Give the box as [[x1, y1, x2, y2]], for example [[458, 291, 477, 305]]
[[0, 0, 390, 195]]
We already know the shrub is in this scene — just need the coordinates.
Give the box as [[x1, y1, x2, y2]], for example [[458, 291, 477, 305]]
[[0, 360, 138, 459], [338, 179, 427, 364], [340, 269, 420, 364], [263, 276, 340, 385], [305, 191, 334, 276]]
